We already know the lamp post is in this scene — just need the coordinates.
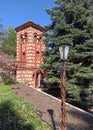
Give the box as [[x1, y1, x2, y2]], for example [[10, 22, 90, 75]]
[[59, 45, 70, 130]]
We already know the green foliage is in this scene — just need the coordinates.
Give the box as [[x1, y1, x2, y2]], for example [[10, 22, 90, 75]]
[[0, 20, 5, 45], [0, 83, 51, 130], [2, 26, 16, 56], [1, 73, 18, 85], [42, 0, 93, 109]]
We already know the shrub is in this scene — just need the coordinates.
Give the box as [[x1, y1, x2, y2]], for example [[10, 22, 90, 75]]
[[1, 72, 18, 85]]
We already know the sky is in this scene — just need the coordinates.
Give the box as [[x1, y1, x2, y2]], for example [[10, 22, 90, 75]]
[[0, 0, 55, 29]]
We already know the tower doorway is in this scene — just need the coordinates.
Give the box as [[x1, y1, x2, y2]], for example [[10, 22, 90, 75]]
[[35, 72, 40, 88]]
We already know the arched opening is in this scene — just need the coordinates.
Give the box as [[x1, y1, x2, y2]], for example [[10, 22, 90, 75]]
[[35, 69, 44, 88], [33, 33, 42, 44]]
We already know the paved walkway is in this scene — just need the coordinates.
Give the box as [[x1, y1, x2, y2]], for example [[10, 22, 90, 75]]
[[11, 84, 93, 130]]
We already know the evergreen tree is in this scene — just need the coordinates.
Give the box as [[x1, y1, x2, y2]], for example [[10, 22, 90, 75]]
[[42, 0, 93, 109]]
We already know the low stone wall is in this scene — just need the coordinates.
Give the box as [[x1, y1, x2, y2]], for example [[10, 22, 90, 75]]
[[66, 102, 93, 130], [33, 88, 93, 130], [11, 84, 93, 130]]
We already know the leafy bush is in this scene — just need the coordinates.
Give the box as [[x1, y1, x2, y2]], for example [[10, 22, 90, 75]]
[[1, 73, 18, 85]]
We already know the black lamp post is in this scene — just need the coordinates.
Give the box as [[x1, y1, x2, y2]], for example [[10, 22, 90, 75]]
[[59, 45, 70, 130]]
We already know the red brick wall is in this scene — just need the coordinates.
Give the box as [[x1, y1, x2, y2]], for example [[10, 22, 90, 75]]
[[15, 22, 45, 87]]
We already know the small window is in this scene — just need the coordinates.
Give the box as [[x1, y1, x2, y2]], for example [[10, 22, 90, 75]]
[[23, 52, 25, 55], [36, 51, 40, 60], [36, 51, 39, 54]]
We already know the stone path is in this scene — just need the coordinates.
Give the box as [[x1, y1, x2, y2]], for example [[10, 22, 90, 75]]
[[11, 84, 93, 130]]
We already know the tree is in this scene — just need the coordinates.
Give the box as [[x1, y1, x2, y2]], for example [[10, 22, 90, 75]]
[[0, 19, 4, 45], [2, 26, 16, 56], [0, 26, 17, 84], [42, 0, 93, 109]]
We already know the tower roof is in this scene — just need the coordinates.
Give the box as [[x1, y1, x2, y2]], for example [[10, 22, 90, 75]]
[[15, 21, 46, 32]]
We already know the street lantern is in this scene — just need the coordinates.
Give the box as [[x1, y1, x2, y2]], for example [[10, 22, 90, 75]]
[[59, 44, 70, 130], [59, 45, 69, 60]]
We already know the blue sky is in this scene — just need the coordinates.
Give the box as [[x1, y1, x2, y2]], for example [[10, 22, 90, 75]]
[[0, 0, 55, 28]]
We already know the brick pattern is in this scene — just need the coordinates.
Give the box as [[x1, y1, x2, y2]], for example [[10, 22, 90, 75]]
[[15, 22, 45, 87]]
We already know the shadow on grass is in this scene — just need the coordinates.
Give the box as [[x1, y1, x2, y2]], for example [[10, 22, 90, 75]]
[[0, 100, 34, 130]]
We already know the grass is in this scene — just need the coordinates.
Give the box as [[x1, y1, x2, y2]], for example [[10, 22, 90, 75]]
[[0, 82, 52, 130]]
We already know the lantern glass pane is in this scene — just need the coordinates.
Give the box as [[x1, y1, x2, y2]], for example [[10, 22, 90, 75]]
[[59, 45, 69, 60], [64, 46, 69, 60], [59, 46, 64, 59]]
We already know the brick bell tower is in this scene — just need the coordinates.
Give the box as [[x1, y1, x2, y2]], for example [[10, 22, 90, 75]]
[[15, 21, 46, 87]]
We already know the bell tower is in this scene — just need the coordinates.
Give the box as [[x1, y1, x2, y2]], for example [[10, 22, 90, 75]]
[[15, 21, 45, 87]]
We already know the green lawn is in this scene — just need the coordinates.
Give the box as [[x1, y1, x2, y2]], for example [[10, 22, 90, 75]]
[[0, 82, 51, 130]]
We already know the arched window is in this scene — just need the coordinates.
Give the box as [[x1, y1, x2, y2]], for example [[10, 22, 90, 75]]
[[20, 33, 27, 44], [34, 33, 42, 44], [36, 51, 40, 57], [22, 51, 26, 61]]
